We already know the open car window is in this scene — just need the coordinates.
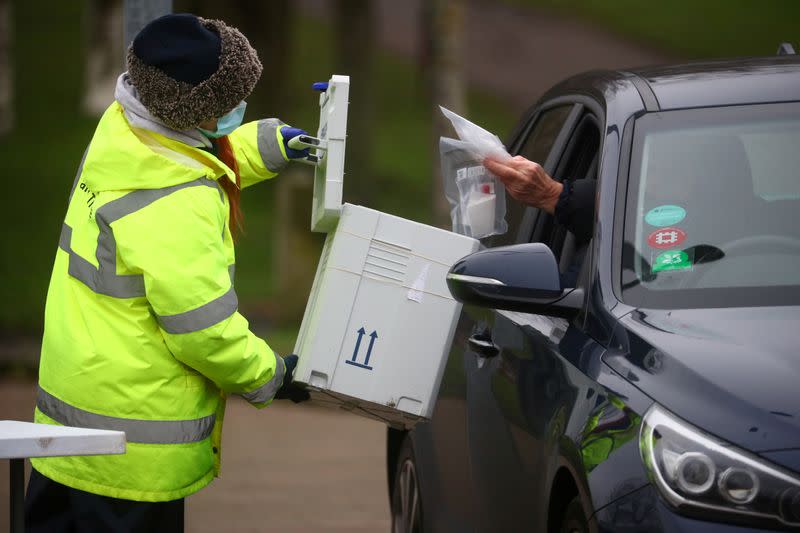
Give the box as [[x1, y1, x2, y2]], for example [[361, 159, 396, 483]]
[[534, 113, 600, 264], [486, 104, 575, 248]]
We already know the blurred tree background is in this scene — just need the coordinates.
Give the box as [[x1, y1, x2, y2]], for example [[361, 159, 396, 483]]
[[0, 0, 796, 371]]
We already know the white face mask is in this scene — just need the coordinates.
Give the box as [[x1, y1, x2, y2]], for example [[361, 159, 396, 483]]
[[199, 101, 247, 138]]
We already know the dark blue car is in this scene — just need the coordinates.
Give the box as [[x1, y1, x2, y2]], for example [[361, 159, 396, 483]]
[[387, 53, 800, 532]]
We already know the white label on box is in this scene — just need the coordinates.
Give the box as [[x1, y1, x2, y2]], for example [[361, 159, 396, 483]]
[[407, 263, 430, 303]]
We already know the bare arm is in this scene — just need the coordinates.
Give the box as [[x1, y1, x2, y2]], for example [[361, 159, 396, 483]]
[[484, 156, 563, 214]]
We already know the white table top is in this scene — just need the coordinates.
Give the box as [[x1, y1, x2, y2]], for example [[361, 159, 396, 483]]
[[0, 421, 126, 459]]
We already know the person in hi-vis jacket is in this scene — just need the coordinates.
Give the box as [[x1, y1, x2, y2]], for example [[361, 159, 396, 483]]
[[27, 13, 308, 532]]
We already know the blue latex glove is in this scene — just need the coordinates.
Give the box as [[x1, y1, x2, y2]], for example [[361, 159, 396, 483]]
[[280, 127, 311, 160]]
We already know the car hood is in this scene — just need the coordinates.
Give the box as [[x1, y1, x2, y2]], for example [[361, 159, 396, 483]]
[[604, 306, 800, 456], [761, 449, 800, 474]]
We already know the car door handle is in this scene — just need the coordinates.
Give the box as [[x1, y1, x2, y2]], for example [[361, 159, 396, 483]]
[[468, 334, 499, 358]]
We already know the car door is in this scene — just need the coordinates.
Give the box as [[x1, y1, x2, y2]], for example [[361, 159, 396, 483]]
[[460, 101, 607, 532], [400, 106, 580, 532]]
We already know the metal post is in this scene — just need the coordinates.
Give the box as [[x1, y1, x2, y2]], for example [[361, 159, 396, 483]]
[[123, 0, 172, 52], [10, 458, 24, 533]]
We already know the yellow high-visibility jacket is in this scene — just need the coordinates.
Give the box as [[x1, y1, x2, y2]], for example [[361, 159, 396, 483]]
[[32, 101, 292, 502]]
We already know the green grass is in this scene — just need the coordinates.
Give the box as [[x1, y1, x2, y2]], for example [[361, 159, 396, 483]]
[[505, 0, 800, 59], [0, 3, 514, 336]]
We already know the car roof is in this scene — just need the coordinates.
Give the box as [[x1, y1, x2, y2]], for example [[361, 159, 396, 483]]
[[540, 55, 800, 113], [629, 56, 800, 109]]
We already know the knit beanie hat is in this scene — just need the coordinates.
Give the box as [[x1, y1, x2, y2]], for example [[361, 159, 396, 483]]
[[126, 13, 262, 130]]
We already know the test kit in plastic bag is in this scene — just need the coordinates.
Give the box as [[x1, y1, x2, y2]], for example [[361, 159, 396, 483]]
[[440, 137, 508, 238], [439, 107, 510, 238], [440, 106, 510, 160]]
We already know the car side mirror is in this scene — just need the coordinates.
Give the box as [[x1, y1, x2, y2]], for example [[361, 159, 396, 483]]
[[446, 243, 584, 319]]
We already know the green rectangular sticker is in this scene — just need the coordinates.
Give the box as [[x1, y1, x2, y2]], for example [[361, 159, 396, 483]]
[[652, 249, 693, 273]]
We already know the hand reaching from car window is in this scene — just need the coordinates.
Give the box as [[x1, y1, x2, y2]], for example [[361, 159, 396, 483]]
[[484, 156, 563, 215]]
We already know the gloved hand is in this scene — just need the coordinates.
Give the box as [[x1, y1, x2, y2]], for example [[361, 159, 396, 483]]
[[274, 354, 311, 403], [280, 127, 311, 160]]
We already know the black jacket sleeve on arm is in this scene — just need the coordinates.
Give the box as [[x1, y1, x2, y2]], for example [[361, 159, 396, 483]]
[[554, 179, 596, 243]]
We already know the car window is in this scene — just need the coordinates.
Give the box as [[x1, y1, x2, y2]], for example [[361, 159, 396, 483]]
[[531, 112, 601, 283], [517, 105, 574, 163], [486, 105, 574, 248], [621, 102, 800, 308]]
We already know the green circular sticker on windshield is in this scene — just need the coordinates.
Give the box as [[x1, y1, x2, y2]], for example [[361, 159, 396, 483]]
[[646, 205, 686, 227], [652, 250, 692, 272]]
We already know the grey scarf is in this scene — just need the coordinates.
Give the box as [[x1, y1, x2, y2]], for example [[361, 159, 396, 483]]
[[114, 73, 212, 149]]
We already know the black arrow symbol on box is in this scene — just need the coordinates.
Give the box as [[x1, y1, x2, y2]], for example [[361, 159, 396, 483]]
[[351, 327, 366, 362], [363, 330, 378, 367]]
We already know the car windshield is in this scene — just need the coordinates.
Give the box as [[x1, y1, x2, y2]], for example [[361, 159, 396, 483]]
[[621, 102, 800, 309]]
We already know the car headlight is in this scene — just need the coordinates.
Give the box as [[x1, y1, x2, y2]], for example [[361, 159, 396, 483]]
[[640, 404, 800, 529]]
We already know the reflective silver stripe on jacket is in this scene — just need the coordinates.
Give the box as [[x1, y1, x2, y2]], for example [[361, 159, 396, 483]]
[[37, 387, 215, 444], [257, 119, 288, 173], [239, 355, 286, 404], [59, 224, 145, 298], [156, 286, 238, 334], [59, 177, 221, 299]]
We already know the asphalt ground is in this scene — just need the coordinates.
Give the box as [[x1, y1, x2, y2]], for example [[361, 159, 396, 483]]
[[0, 379, 391, 533]]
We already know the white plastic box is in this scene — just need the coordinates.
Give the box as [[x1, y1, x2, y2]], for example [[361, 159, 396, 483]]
[[293, 75, 480, 428]]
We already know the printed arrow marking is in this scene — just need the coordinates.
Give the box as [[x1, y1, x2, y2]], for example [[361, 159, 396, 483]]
[[351, 327, 366, 362], [363, 330, 378, 367], [345, 326, 376, 370]]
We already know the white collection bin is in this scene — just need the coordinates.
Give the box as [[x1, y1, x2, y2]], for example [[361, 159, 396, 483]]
[[293, 75, 480, 428]]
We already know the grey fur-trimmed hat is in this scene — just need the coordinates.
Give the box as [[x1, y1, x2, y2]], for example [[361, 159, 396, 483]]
[[126, 14, 262, 131]]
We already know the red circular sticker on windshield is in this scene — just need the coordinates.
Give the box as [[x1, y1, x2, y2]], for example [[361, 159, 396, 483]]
[[648, 227, 687, 249]]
